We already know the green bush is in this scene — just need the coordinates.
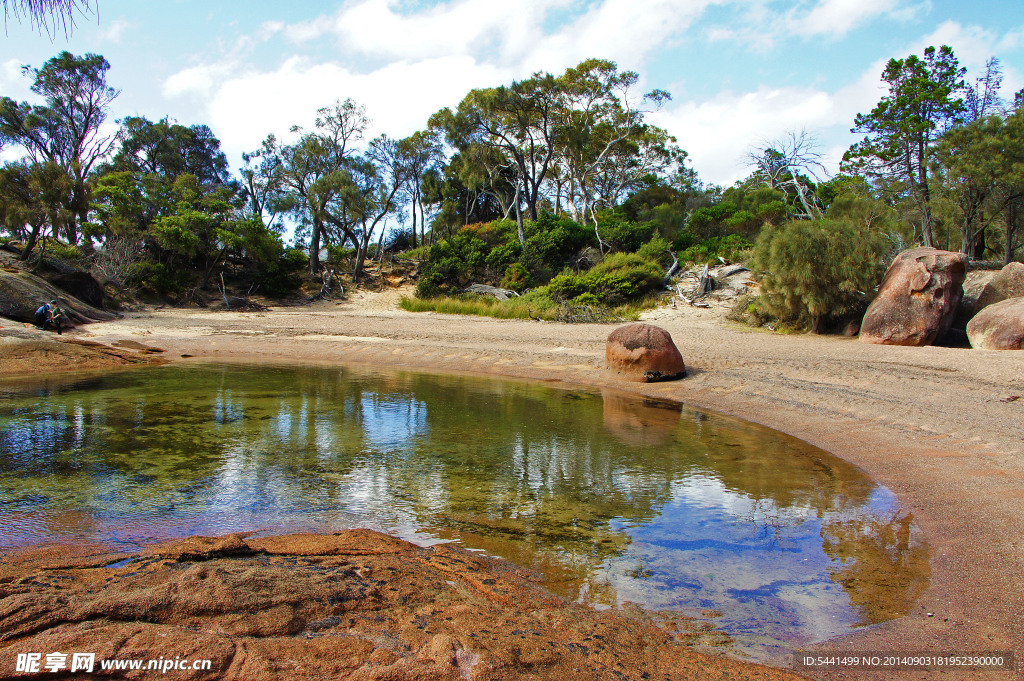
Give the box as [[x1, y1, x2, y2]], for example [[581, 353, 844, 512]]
[[547, 252, 664, 306], [679, 234, 753, 265], [256, 248, 308, 297], [595, 212, 655, 253], [415, 230, 490, 297], [500, 262, 531, 292], [750, 218, 886, 333], [130, 260, 195, 297]]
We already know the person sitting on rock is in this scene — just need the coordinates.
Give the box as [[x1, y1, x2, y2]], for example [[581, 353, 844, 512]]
[[34, 300, 63, 334]]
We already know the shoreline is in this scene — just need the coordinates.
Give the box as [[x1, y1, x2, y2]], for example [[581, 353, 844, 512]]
[[2, 293, 1023, 680]]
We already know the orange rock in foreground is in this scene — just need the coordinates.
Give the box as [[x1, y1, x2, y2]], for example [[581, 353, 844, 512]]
[[606, 322, 686, 382], [0, 530, 803, 680]]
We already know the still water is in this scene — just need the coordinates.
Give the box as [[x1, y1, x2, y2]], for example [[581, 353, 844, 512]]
[[0, 363, 928, 657]]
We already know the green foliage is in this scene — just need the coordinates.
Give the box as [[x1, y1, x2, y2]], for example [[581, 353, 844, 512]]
[[547, 252, 664, 306], [500, 262, 531, 292], [255, 248, 308, 297], [679, 234, 753, 265], [415, 229, 490, 297], [595, 212, 654, 252], [751, 219, 887, 332], [522, 213, 596, 267], [130, 260, 195, 297]]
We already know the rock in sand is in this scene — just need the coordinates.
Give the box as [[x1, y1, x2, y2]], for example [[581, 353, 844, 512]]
[[606, 322, 686, 382], [860, 247, 967, 346]]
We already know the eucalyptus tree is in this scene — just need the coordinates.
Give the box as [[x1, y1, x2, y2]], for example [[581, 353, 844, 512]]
[[0, 161, 73, 258], [430, 70, 561, 243], [240, 134, 292, 233], [552, 59, 673, 235], [842, 45, 966, 248], [2, 0, 91, 34], [0, 51, 119, 246], [395, 130, 443, 249], [280, 99, 369, 273], [347, 135, 413, 282]]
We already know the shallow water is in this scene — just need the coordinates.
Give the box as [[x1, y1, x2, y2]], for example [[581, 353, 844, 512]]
[[0, 363, 929, 657]]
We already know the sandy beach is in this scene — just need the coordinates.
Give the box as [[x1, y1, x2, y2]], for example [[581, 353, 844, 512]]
[[2, 289, 1022, 680]]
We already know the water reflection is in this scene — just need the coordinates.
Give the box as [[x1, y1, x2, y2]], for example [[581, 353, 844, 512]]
[[0, 364, 928, 655]]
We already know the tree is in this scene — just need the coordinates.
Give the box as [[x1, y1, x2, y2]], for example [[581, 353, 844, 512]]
[[395, 130, 442, 249], [747, 130, 827, 219], [843, 45, 966, 248], [430, 70, 561, 240], [0, 52, 119, 246], [752, 218, 887, 333], [280, 99, 369, 273], [240, 134, 292, 234], [0, 161, 73, 259], [553, 59, 673, 239]]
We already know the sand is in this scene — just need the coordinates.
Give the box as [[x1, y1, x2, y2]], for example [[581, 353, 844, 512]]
[[2, 288, 1022, 680]]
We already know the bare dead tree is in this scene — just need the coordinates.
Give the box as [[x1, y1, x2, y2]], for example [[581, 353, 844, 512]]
[[747, 130, 829, 219]]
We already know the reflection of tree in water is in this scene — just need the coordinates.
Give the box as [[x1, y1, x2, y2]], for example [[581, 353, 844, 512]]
[[0, 364, 929, 621], [821, 509, 930, 625]]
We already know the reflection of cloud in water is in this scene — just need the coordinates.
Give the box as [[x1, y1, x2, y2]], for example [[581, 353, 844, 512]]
[[358, 391, 428, 449]]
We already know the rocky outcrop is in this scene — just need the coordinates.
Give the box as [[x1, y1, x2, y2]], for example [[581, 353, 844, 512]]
[[0, 531, 803, 681], [860, 247, 967, 346], [0, 269, 117, 327], [975, 262, 1024, 314], [606, 322, 685, 382], [967, 297, 1024, 350]]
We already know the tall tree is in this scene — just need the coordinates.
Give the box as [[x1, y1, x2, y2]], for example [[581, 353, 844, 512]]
[[0, 51, 119, 246], [430, 70, 561, 238], [842, 45, 966, 248], [553, 58, 672, 235], [280, 99, 369, 273]]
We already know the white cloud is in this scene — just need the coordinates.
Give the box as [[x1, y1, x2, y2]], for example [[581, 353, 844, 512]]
[[789, 0, 903, 38], [95, 17, 131, 43], [651, 55, 889, 185], [163, 0, 726, 168], [189, 55, 507, 161]]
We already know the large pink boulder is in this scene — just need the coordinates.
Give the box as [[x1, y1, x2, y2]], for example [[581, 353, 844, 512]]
[[967, 297, 1024, 350], [606, 322, 686, 382], [860, 247, 967, 346], [975, 262, 1024, 314]]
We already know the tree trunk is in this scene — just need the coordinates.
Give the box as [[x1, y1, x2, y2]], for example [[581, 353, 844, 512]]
[[309, 218, 323, 274], [1007, 200, 1019, 265], [515, 184, 525, 247]]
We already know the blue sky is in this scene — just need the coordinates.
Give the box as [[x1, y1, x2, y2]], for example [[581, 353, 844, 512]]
[[3, 0, 1023, 186]]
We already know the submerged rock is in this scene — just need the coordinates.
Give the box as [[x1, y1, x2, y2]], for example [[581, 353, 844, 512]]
[[606, 322, 686, 382], [0, 531, 803, 681], [860, 247, 967, 346], [967, 297, 1024, 350]]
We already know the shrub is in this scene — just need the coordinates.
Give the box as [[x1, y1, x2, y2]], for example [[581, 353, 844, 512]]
[[679, 234, 753, 265], [500, 262, 531, 292], [595, 212, 655, 252], [415, 230, 490, 297], [547, 252, 664, 306], [130, 260, 195, 297], [750, 218, 886, 333], [256, 248, 308, 297]]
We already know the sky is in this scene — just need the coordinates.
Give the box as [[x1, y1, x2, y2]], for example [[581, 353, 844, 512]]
[[2, 0, 1024, 187]]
